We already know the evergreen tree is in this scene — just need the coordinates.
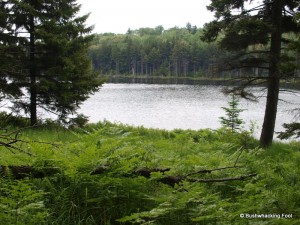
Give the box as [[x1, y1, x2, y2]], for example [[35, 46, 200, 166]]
[[220, 94, 245, 132], [3, 0, 103, 125], [0, 1, 24, 102], [202, 0, 300, 146]]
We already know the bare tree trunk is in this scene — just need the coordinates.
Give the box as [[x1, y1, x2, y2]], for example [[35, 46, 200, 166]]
[[175, 60, 178, 77], [115, 60, 119, 74], [183, 60, 189, 76], [255, 67, 259, 77], [260, 0, 283, 147], [131, 59, 136, 76]]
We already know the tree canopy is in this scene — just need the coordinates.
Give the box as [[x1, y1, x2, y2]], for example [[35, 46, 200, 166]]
[[88, 25, 223, 78]]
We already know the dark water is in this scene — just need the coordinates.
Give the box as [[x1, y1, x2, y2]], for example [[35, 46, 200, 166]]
[[79, 84, 300, 138]]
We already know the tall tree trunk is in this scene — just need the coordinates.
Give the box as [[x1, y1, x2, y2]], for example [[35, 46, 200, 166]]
[[175, 60, 178, 77], [115, 60, 119, 74], [131, 59, 136, 76], [184, 60, 189, 77], [260, 0, 283, 147], [141, 60, 144, 75], [29, 15, 37, 126]]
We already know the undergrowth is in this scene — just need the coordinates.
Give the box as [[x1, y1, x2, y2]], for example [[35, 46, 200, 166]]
[[0, 120, 299, 224]]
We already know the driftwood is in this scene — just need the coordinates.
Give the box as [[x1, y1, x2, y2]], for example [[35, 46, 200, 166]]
[[0, 165, 60, 179]]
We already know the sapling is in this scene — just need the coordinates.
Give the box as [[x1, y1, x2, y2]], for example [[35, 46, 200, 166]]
[[220, 94, 245, 132]]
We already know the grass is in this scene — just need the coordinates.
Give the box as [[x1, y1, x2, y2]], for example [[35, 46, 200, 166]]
[[0, 120, 299, 224]]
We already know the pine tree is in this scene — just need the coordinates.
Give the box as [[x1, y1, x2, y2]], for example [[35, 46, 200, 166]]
[[202, 0, 300, 146], [3, 0, 103, 125], [0, 1, 24, 102], [220, 94, 245, 132]]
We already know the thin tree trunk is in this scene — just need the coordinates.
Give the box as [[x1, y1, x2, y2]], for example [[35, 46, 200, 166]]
[[141, 60, 144, 75], [260, 0, 283, 147], [175, 60, 178, 77], [115, 60, 119, 74], [131, 59, 136, 76], [29, 15, 37, 126]]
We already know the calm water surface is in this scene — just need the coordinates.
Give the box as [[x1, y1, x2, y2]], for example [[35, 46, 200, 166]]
[[79, 83, 300, 137]]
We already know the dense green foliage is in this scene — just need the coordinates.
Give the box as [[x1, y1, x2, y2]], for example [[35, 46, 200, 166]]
[[0, 0, 103, 125], [89, 25, 225, 77], [0, 119, 299, 224]]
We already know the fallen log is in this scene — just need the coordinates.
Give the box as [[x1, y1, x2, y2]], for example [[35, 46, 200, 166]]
[[158, 173, 257, 187], [134, 167, 171, 178], [90, 164, 110, 175], [90, 165, 170, 177], [185, 166, 244, 176], [0, 165, 60, 179], [188, 173, 257, 183]]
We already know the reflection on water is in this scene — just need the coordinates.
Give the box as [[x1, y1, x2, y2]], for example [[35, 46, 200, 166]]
[[79, 83, 300, 137]]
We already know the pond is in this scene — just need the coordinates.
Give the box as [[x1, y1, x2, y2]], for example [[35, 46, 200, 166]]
[[79, 83, 300, 138]]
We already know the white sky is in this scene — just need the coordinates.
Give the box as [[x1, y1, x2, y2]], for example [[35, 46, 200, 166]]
[[77, 0, 215, 34]]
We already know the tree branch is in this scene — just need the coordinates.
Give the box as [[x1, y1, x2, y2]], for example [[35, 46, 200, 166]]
[[184, 165, 243, 177], [0, 126, 59, 155], [188, 173, 257, 183]]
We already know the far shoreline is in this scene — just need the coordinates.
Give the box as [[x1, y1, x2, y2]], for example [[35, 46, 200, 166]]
[[100, 75, 300, 90]]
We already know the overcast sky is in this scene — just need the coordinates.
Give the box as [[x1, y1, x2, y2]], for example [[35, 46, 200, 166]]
[[77, 0, 215, 34]]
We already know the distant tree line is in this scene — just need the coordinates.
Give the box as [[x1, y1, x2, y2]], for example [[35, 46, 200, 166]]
[[89, 24, 231, 77], [89, 23, 300, 81]]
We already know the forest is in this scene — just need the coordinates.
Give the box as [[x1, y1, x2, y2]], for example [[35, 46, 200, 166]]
[[88, 25, 300, 81], [88, 25, 226, 78], [1, 0, 300, 224]]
